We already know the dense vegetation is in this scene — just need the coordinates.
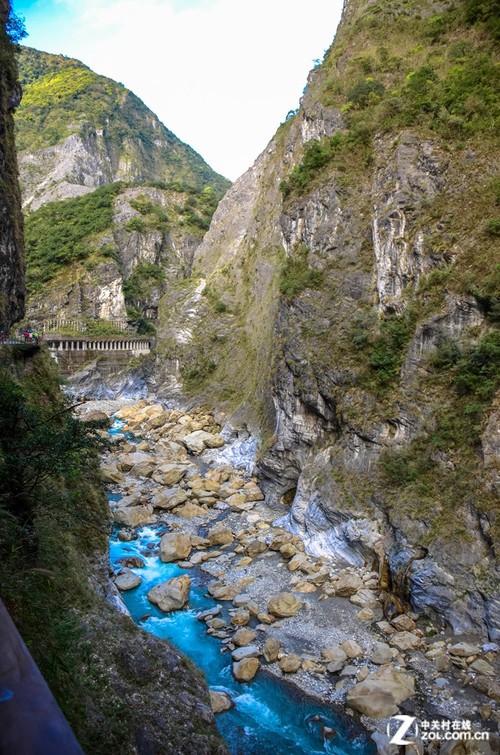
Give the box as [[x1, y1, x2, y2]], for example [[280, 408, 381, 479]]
[[25, 184, 122, 293], [0, 349, 128, 750]]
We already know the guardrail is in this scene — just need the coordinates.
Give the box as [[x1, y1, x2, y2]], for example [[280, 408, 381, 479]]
[[43, 319, 129, 333], [0, 599, 83, 754]]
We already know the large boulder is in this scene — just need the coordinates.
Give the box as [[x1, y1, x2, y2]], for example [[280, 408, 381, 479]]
[[152, 488, 188, 510], [101, 463, 125, 484], [263, 638, 281, 663], [113, 505, 153, 527], [129, 459, 157, 479], [159, 532, 192, 562], [370, 642, 395, 665], [232, 657, 260, 682], [233, 628, 257, 647], [151, 463, 189, 486], [334, 574, 364, 596], [267, 592, 302, 618], [114, 572, 142, 591], [183, 430, 225, 454], [278, 654, 302, 673], [118, 451, 153, 472], [209, 690, 234, 714], [207, 525, 234, 546], [81, 409, 111, 425], [147, 575, 191, 612], [174, 502, 207, 518], [346, 665, 415, 718], [231, 645, 260, 662]]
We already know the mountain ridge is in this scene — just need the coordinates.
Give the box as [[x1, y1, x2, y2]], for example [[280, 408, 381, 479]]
[[15, 46, 231, 210]]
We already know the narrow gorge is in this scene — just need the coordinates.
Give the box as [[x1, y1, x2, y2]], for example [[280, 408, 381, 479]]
[[1, 0, 499, 752]]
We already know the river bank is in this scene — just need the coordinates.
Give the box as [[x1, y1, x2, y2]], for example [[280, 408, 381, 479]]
[[82, 399, 500, 754]]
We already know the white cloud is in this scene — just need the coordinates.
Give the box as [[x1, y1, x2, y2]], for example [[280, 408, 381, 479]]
[[20, 0, 343, 180]]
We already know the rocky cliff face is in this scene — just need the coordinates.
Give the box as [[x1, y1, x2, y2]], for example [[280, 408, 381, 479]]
[[16, 47, 230, 211], [0, 0, 24, 327], [25, 183, 214, 330], [155, 0, 500, 639]]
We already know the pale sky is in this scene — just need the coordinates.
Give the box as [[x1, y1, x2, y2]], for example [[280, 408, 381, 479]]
[[12, 0, 343, 181]]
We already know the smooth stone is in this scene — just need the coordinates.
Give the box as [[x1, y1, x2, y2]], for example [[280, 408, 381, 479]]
[[233, 628, 257, 647], [209, 690, 234, 714], [159, 532, 192, 562], [114, 572, 142, 591], [197, 606, 221, 621], [232, 657, 260, 682], [231, 645, 260, 662]]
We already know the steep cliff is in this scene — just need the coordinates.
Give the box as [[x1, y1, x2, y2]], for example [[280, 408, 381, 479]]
[[155, 0, 500, 638], [16, 47, 230, 210], [0, 0, 24, 327]]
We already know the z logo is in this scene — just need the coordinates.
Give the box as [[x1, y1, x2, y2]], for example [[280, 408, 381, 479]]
[[387, 715, 419, 745]]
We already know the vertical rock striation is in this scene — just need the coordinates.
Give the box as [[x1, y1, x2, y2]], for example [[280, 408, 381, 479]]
[[166, 0, 500, 638]]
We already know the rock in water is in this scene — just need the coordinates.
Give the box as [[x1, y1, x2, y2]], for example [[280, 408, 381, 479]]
[[115, 572, 142, 591], [147, 575, 191, 612], [209, 690, 234, 714], [113, 505, 153, 527], [267, 592, 303, 617], [159, 532, 192, 562], [346, 664, 415, 718], [232, 657, 260, 682]]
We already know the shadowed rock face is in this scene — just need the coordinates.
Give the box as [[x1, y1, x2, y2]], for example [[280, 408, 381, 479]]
[[0, 0, 25, 327]]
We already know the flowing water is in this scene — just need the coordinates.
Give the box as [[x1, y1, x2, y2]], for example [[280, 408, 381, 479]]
[[110, 526, 374, 755], [108, 420, 374, 754]]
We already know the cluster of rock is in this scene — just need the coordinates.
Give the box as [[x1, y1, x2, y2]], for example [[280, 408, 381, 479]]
[[99, 401, 500, 751], [101, 401, 264, 529]]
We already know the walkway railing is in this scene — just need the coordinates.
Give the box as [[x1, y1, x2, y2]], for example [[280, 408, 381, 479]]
[[0, 599, 83, 754], [43, 319, 128, 333]]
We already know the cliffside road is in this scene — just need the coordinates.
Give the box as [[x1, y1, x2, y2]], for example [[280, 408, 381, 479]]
[[0, 599, 83, 755]]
